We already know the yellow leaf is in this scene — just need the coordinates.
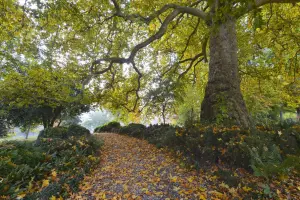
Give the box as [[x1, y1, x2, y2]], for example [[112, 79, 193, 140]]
[[50, 196, 56, 200], [199, 187, 206, 192], [123, 184, 128, 192], [173, 186, 180, 191], [187, 177, 194, 183], [242, 186, 252, 192], [52, 170, 57, 177], [42, 179, 50, 188], [16, 193, 26, 199], [209, 191, 224, 198], [228, 187, 237, 195], [199, 194, 206, 200], [219, 182, 229, 189], [169, 175, 178, 182]]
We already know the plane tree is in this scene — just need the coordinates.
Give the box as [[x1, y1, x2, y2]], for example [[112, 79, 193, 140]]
[[2, 0, 299, 128], [80, 0, 299, 128]]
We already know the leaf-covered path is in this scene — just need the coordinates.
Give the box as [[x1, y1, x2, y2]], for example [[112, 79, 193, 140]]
[[72, 133, 211, 199]]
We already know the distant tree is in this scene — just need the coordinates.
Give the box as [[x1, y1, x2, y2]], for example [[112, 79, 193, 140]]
[[0, 115, 8, 137], [0, 67, 91, 129], [144, 78, 177, 124]]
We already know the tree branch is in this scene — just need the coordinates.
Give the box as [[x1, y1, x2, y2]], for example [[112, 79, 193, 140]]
[[255, 0, 300, 7], [177, 54, 204, 81], [81, 1, 209, 111], [236, 0, 300, 18], [111, 0, 208, 24]]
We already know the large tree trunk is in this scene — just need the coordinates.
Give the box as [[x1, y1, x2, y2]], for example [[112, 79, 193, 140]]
[[201, 19, 251, 128]]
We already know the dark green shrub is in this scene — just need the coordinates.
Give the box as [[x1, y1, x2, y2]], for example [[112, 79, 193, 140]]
[[25, 183, 62, 200], [0, 134, 102, 198], [0, 117, 8, 137], [67, 124, 90, 137], [119, 123, 146, 137], [274, 127, 300, 156], [94, 121, 121, 133], [37, 124, 90, 144], [37, 127, 68, 140], [115, 122, 300, 180]]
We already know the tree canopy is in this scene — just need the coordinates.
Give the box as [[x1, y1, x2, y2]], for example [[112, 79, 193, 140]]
[[0, 0, 299, 127]]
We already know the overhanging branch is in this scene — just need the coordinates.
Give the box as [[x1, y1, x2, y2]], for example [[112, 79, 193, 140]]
[[111, 0, 208, 24], [236, 0, 300, 18], [81, 1, 210, 111]]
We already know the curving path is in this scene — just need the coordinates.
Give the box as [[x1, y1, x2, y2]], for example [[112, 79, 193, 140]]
[[71, 133, 210, 200]]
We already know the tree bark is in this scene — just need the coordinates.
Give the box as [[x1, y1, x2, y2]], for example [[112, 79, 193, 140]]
[[162, 104, 166, 125], [297, 106, 300, 122], [201, 19, 251, 128], [25, 125, 30, 139]]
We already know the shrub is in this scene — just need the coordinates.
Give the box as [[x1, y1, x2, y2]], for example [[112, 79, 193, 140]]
[[0, 134, 102, 198], [67, 124, 90, 137], [145, 124, 182, 148], [94, 121, 121, 133], [37, 127, 68, 140], [273, 127, 300, 156], [116, 123, 300, 179], [119, 123, 146, 138], [0, 117, 8, 137], [37, 124, 90, 144]]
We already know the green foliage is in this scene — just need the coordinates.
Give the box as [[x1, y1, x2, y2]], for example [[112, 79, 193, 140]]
[[37, 127, 68, 140], [117, 123, 300, 180], [119, 123, 146, 138], [0, 67, 92, 129], [0, 132, 102, 198], [26, 182, 63, 200], [94, 121, 121, 133], [0, 117, 8, 137], [37, 124, 91, 143], [67, 124, 90, 137], [144, 124, 181, 148]]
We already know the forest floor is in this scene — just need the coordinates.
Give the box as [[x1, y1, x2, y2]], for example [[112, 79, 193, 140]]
[[70, 133, 300, 200]]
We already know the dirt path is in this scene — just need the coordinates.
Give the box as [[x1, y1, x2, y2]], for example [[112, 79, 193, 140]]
[[71, 133, 210, 200]]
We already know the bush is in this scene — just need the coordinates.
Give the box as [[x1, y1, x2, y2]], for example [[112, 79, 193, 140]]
[[94, 121, 121, 133], [0, 134, 102, 199], [117, 123, 300, 179], [67, 124, 90, 137], [119, 123, 146, 138], [0, 118, 8, 137], [37, 127, 68, 140], [144, 124, 181, 147], [37, 124, 90, 143]]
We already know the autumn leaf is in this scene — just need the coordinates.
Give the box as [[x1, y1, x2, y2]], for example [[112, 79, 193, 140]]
[[50, 196, 56, 200], [16, 193, 26, 199], [219, 182, 229, 189], [42, 179, 49, 188], [242, 186, 252, 192]]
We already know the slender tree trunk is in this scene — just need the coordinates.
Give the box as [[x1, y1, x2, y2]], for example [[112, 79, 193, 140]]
[[25, 125, 30, 139], [42, 115, 48, 129], [57, 119, 62, 127], [280, 110, 283, 123], [162, 104, 166, 125], [201, 19, 251, 128], [297, 106, 300, 122]]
